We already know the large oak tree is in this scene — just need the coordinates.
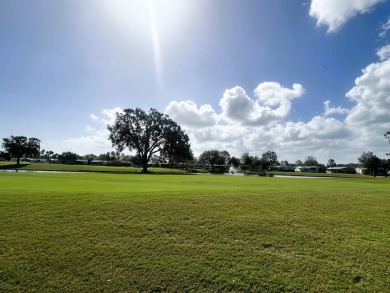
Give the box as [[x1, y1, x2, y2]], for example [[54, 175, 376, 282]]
[[107, 108, 192, 173], [2, 135, 41, 165]]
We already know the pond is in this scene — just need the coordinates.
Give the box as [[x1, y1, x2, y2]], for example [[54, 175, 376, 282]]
[[273, 175, 333, 179]]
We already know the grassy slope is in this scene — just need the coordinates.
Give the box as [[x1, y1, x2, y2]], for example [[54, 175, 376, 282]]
[[0, 161, 189, 174], [0, 173, 389, 292]]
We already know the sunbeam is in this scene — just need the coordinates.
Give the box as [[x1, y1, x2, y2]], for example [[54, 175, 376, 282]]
[[147, 0, 163, 89]]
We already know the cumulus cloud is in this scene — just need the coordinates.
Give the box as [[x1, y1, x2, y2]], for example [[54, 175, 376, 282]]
[[163, 81, 357, 162], [186, 115, 353, 163], [293, 116, 352, 140], [346, 48, 390, 127], [376, 44, 390, 61], [309, 0, 385, 32], [219, 86, 260, 124], [219, 83, 304, 126], [165, 100, 219, 128], [254, 82, 304, 106], [164, 81, 379, 162], [323, 100, 350, 116], [46, 49, 390, 163], [340, 44, 390, 158]]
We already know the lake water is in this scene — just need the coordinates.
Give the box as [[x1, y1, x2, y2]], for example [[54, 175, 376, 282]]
[[273, 175, 332, 179]]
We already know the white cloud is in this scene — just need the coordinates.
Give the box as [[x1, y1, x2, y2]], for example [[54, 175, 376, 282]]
[[90, 113, 99, 121], [376, 44, 390, 61], [323, 100, 350, 116], [219, 83, 304, 126], [185, 115, 353, 163], [102, 107, 123, 125], [379, 17, 390, 37], [219, 86, 259, 124], [345, 56, 390, 127], [168, 51, 390, 162], [164, 100, 219, 128], [342, 45, 390, 158], [254, 82, 304, 106], [42, 129, 113, 156], [44, 47, 390, 164], [293, 116, 352, 140], [85, 125, 96, 132], [309, 0, 385, 32], [164, 54, 390, 163], [41, 107, 125, 156], [163, 79, 358, 162]]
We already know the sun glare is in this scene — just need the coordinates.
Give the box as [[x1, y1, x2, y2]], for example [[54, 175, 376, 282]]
[[94, 0, 196, 87], [94, 0, 194, 42], [147, 0, 162, 87]]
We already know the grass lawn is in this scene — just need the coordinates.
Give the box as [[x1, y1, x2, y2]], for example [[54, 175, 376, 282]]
[[0, 161, 191, 174], [0, 172, 389, 292]]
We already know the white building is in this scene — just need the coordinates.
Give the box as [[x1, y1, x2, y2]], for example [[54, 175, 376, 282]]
[[356, 168, 368, 175], [294, 166, 318, 172]]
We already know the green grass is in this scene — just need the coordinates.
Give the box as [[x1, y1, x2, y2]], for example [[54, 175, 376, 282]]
[[0, 161, 189, 174], [0, 173, 389, 292], [0, 161, 371, 178]]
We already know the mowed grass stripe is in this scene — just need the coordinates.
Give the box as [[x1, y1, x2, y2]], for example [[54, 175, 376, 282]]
[[0, 173, 389, 292]]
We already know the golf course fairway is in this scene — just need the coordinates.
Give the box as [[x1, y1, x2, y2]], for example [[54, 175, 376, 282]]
[[0, 172, 389, 292]]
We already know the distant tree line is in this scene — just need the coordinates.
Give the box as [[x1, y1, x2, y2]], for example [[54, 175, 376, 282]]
[[2, 113, 389, 176], [196, 150, 329, 173]]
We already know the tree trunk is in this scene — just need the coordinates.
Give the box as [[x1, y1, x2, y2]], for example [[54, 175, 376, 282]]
[[17, 156, 20, 166], [142, 163, 148, 173], [142, 154, 148, 173]]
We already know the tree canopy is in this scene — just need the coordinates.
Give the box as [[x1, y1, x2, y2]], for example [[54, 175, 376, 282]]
[[199, 150, 225, 171], [2, 135, 41, 165], [58, 151, 79, 164], [358, 151, 381, 176], [261, 151, 279, 170], [160, 126, 193, 167], [304, 156, 318, 166], [107, 108, 192, 173], [385, 131, 390, 156]]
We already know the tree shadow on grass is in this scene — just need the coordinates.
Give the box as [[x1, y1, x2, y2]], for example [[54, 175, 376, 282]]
[[0, 163, 29, 170]]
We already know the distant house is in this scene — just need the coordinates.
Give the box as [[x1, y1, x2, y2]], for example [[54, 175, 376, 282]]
[[270, 165, 294, 171], [295, 166, 318, 172], [356, 167, 368, 175], [75, 159, 88, 165], [326, 167, 356, 174], [90, 160, 106, 165], [29, 158, 49, 164]]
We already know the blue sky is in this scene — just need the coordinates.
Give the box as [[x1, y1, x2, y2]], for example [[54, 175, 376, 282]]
[[1, 0, 390, 163]]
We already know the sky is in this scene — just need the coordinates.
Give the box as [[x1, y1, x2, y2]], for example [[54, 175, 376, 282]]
[[1, 0, 390, 164]]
